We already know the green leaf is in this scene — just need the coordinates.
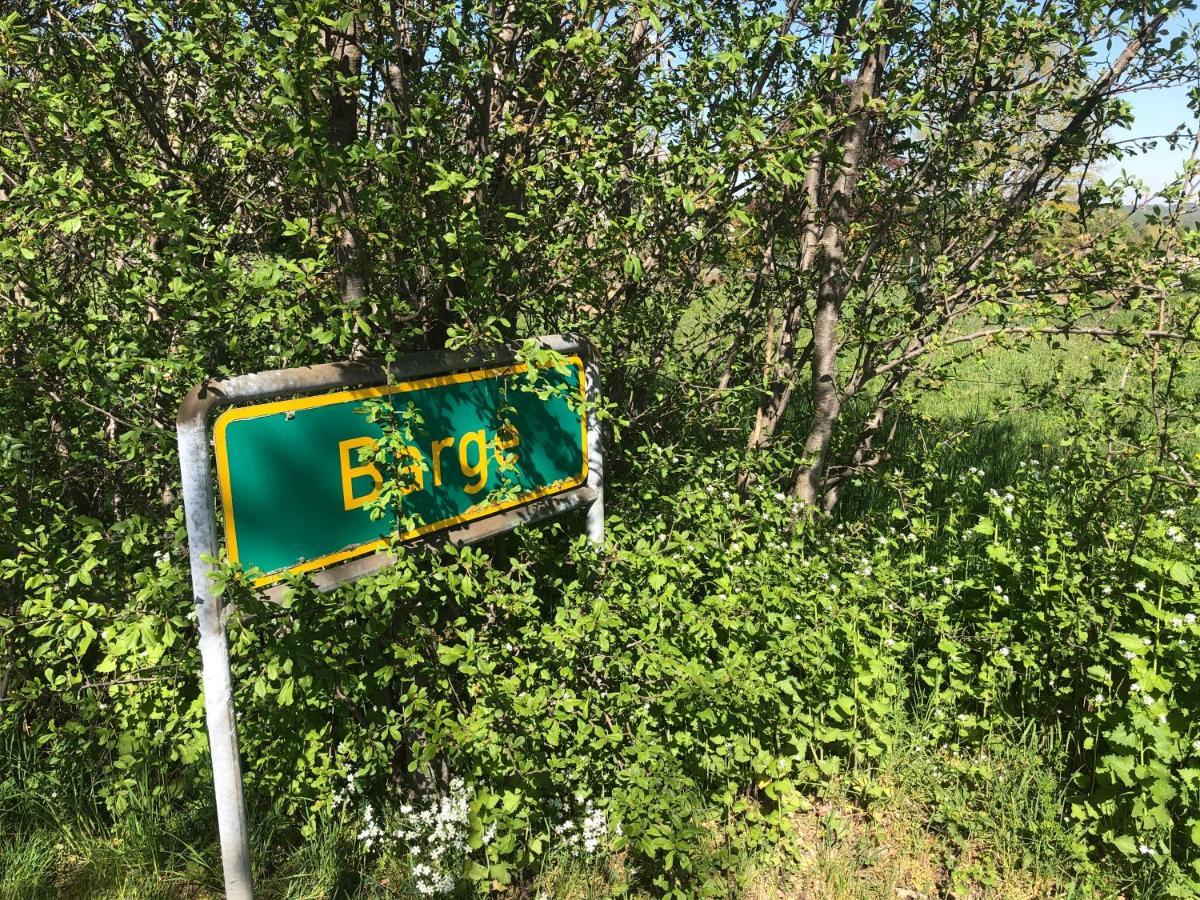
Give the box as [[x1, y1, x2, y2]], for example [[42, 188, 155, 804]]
[[1168, 560, 1193, 585], [1111, 834, 1138, 856], [437, 644, 467, 665]]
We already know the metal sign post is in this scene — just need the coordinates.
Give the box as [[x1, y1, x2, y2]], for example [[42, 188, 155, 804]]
[[176, 336, 603, 899]]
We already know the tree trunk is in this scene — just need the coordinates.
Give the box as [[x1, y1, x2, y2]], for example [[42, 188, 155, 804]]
[[793, 23, 892, 504], [324, 18, 366, 309], [744, 1, 861, 455], [746, 154, 823, 452]]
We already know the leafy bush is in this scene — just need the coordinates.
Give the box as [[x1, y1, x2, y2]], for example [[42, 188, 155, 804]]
[[10, 400, 1200, 894]]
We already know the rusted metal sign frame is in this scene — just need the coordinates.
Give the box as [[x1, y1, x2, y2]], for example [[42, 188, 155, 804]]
[[176, 335, 604, 900]]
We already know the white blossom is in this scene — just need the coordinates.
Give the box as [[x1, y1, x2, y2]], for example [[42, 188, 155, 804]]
[[581, 803, 609, 854]]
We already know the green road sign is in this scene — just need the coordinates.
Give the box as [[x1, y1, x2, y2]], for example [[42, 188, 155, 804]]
[[213, 357, 587, 585]]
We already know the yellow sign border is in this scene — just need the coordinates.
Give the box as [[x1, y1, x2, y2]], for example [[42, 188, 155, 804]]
[[212, 356, 588, 587]]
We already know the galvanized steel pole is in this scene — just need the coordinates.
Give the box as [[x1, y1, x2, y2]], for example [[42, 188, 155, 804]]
[[177, 415, 254, 900], [583, 350, 605, 545]]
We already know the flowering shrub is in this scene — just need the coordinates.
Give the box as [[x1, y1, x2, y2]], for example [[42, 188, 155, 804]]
[[389, 777, 473, 895]]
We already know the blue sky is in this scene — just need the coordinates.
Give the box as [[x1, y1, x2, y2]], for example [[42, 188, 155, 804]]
[[1106, 7, 1198, 198], [1111, 81, 1197, 196]]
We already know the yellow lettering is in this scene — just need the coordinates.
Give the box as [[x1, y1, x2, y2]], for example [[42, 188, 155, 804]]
[[431, 436, 455, 486], [339, 437, 383, 511], [458, 429, 489, 494], [494, 423, 520, 470]]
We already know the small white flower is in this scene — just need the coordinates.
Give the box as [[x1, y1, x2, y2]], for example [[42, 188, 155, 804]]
[[1185, 613, 1197, 625], [1124, 651, 1136, 660], [999, 646, 1010, 657], [1139, 843, 1156, 855], [1172, 618, 1183, 628], [994, 585, 1003, 594], [1142, 694, 1154, 707], [1003, 506, 1013, 517], [886, 638, 895, 647], [1135, 581, 1147, 592], [1094, 693, 1104, 704], [1102, 585, 1112, 595], [1143, 638, 1151, 646], [1131, 682, 1141, 692], [1158, 714, 1167, 724]]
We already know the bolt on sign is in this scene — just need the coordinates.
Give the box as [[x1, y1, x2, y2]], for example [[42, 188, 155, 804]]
[[177, 336, 603, 900]]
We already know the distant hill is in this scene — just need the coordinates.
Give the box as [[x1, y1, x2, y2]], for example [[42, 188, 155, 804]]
[[1124, 203, 1200, 227]]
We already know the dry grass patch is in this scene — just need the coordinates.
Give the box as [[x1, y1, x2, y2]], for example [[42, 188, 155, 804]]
[[744, 791, 1084, 900]]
